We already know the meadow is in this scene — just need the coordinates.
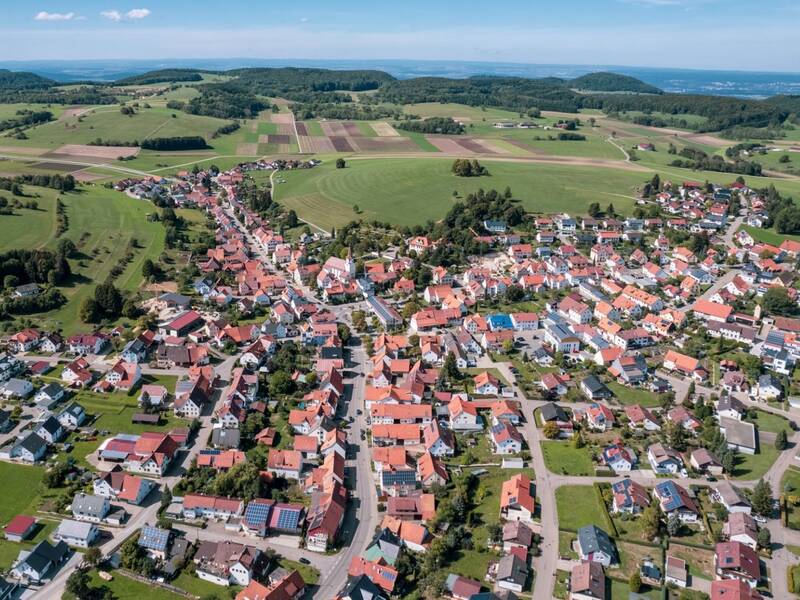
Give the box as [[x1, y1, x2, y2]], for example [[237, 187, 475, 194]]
[[274, 157, 648, 230], [2, 184, 166, 333]]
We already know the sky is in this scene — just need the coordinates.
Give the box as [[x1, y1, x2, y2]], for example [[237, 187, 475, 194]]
[[2, 0, 800, 72]]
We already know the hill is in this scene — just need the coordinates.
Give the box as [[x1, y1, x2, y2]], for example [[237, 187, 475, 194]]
[[570, 72, 662, 94], [114, 69, 211, 86], [0, 69, 55, 91]]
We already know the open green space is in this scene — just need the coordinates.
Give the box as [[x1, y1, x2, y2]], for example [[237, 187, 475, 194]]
[[608, 382, 662, 408], [741, 224, 800, 246], [1, 106, 233, 150], [555, 485, 606, 530], [279, 559, 321, 585], [542, 441, 594, 476], [731, 442, 779, 480], [782, 466, 800, 530], [275, 157, 646, 229], [8, 185, 166, 334], [172, 571, 240, 596], [0, 462, 45, 525], [745, 410, 792, 434], [64, 570, 182, 600]]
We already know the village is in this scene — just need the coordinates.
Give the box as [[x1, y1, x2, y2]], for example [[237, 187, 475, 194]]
[[0, 160, 799, 600]]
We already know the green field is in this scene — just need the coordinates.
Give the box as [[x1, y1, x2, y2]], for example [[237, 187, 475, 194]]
[[555, 485, 606, 530], [731, 442, 779, 480], [608, 382, 662, 408], [1, 106, 234, 150], [741, 224, 800, 246], [275, 157, 646, 229], [542, 441, 594, 476], [0, 462, 45, 524], [3, 184, 166, 333], [63, 570, 182, 600]]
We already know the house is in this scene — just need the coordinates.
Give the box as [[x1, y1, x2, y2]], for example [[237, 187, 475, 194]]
[[53, 519, 99, 549], [34, 383, 66, 407], [490, 422, 524, 454], [445, 574, 482, 600], [663, 350, 708, 381], [723, 513, 759, 550], [183, 494, 245, 520], [647, 443, 684, 474], [756, 374, 782, 401], [10, 540, 70, 583], [235, 570, 306, 600], [495, 553, 529, 593], [693, 299, 734, 323], [93, 468, 156, 505], [719, 418, 757, 455], [70, 493, 110, 523], [138, 384, 168, 407], [35, 416, 65, 444], [423, 420, 455, 456], [583, 403, 615, 432], [714, 482, 751, 515], [328, 575, 386, 600], [502, 520, 533, 553], [690, 448, 723, 476], [580, 375, 612, 400], [4, 516, 36, 542], [570, 561, 606, 600], [601, 442, 636, 472], [710, 579, 763, 600], [11, 433, 47, 463], [266, 449, 303, 480], [577, 525, 617, 567], [448, 397, 481, 431], [474, 371, 501, 395], [665, 555, 688, 588], [611, 479, 650, 514], [624, 404, 660, 431], [500, 473, 535, 523], [715, 541, 760, 587], [57, 402, 86, 430], [653, 481, 698, 522], [1, 378, 32, 399], [193, 540, 264, 587]]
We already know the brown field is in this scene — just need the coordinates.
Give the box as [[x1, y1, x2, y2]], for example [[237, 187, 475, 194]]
[[505, 139, 544, 154], [454, 138, 495, 153], [276, 123, 294, 136], [271, 113, 295, 125], [73, 171, 107, 182], [267, 134, 292, 144], [299, 136, 336, 153], [236, 143, 259, 155], [343, 122, 362, 136], [321, 121, 348, 136], [61, 107, 87, 119], [330, 137, 355, 152], [54, 144, 140, 159], [295, 122, 309, 136], [427, 136, 475, 154], [372, 122, 400, 137], [0, 145, 49, 156], [144, 281, 178, 293], [33, 161, 84, 172], [350, 137, 419, 152]]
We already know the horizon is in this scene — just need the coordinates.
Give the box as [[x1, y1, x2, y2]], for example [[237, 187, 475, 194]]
[[5, 1, 800, 72]]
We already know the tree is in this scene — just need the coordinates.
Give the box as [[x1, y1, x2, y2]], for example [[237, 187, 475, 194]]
[[543, 422, 561, 439], [587, 202, 601, 218], [757, 526, 771, 550], [3, 274, 19, 289], [640, 502, 661, 538], [606, 202, 616, 217], [762, 287, 798, 316], [269, 370, 294, 396], [84, 546, 102, 567], [122, 297, 140, 319], [66, 569, 92, 599], [572, 431, 585, 449], [286, 210, 298, 228], [486, 522, 503, 543], [337, 323, 351, 344], [775, 429, 788, 451], [94, 281, 122, 317], [79, 297, 100, 323], [751, 479, 773, 517], [629, 571, 642, 593], [442, 352, 460, 382], [667, 512, 682, 536], [335, 158, 346, 169], [502, 339, 515, 354]]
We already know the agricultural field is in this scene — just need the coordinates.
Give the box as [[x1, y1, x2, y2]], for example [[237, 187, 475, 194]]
[[274, 157, 647, 230]]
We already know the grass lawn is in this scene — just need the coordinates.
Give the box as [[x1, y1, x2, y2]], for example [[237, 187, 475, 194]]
[[0, 462, 45, 524], [668, 543, 716, 579], [731, 443, 779, 480], [608, 382, 662, 408], [279, 558, 321, 585], [610, 512, 650, 543], [0, 519, 59, 570], [63, 570, 183, 600], [609, 540, 661, 580], [555, 485, 606, 530], [542, 441, 594, 476], [275, 157, 645, 229], [782, 467, 800, 530], [610, 578, 660, 600], [745, 410, 792, 435], [6, 184, 166, 335], [558, 531, 578, 559], [172, 571, 240, 596], [75, 389, 182, 435]]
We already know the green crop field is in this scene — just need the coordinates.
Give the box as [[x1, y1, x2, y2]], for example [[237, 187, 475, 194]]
[[0, 103, 66, 121], [403, 102, 523, 122], [274, 157, 648, 230], [1, 106, 233, 150], [5, 184, 166, 334]]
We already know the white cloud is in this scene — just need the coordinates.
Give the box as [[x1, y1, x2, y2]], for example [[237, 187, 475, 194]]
[[101, 10, 123, 21], [300, 17, 309, 23], [126, 8, 151, 20], [34, 11, 76, 21]]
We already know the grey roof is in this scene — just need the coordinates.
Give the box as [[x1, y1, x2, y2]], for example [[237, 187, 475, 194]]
[[18, 433, 47, 455], [38, 416, 62, 436], [71, 493, 108, 518], [158, 292, 191, 306], [18, 540, 69, 574], [582, 375, 611, 395], [496, 553, 529, 584], [39, 383, 64, 398], [578, 525, 617, 562], [719, 417, 757, 450], [342, 574, 387, 600], [60, 402, 85, 419], [138, 525, 171, 552], [3, 379, 30, 396], [210, 427, 241, 449], [55, 519, 95, 540]]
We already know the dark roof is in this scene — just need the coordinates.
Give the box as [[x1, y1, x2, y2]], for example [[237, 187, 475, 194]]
[[20, 540, 69, 574], [540, 403, 568, 422], [343, 574, 387, 600], [578, 525, 617, 562], [18, 433, 46, 454]]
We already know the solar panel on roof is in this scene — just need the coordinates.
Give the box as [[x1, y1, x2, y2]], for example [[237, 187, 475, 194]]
[[245, 501, 271, 526], [276, 508, 300, 530]]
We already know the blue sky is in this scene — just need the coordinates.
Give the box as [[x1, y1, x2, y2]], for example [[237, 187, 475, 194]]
[[2, 1, 799, 71]]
